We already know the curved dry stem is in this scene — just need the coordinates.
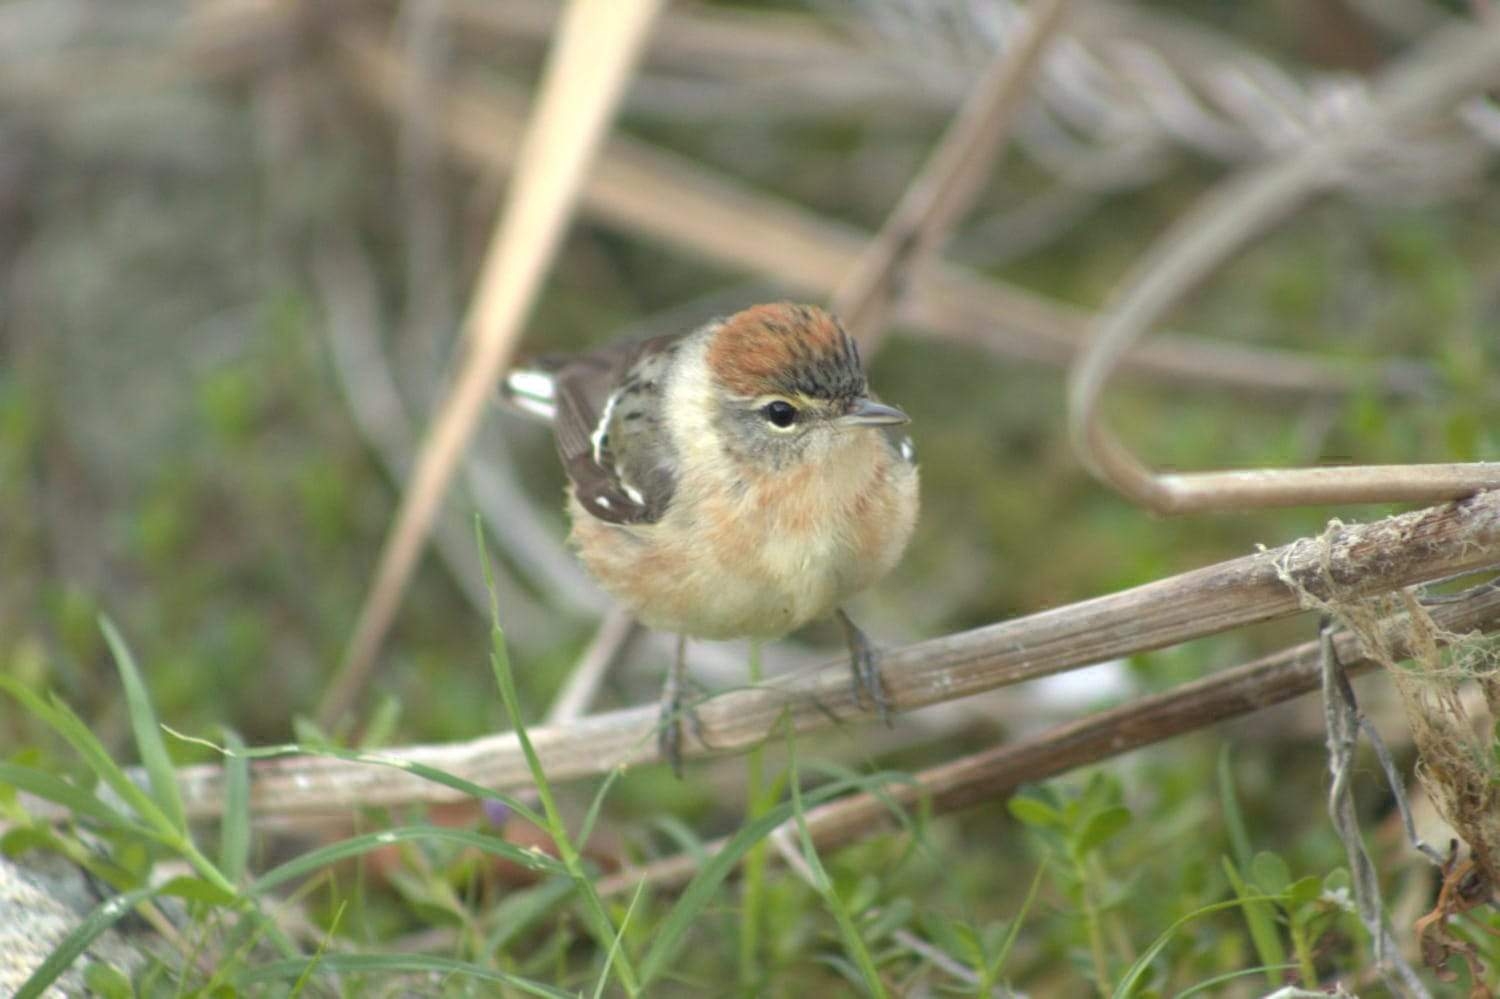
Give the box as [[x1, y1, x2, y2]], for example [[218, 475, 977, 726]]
[[1066, 24, 1500, 513]]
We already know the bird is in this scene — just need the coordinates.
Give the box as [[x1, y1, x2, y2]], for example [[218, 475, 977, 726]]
[[501, 302, 919, 771]]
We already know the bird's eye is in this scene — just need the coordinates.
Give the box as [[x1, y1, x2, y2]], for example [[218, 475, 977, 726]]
[[762, 400, 799, 429]]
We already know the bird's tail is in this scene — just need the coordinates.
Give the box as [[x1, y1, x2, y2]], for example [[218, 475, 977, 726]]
[[497, 360, 563, 422]]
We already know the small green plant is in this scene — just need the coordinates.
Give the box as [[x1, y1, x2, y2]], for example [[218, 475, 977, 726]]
[[1009, 772, 1134, 996]]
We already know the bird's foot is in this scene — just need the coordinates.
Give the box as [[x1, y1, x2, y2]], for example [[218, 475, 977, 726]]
[[657, 642, 703, 776], [838, 609, 892, 726]]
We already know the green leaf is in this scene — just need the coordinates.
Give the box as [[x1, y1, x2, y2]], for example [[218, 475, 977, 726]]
[[847, 873, 881, 916], [1249, 851, 1291, 895], [918, 911, 966, 960], [1078, 772, 1117, 818], [1007, 796, 1063, 829], [101, 616, 186, 835], [1221, 856, 1286, 987], [863, 896, 913, 941], [157, 875, 238, 907], [1286, 875, 1322, 909], [486, 877, 577, 953], [13, 886, 158, 999], [1073, 805, 1132, 857], [82, 962, 133, 999]]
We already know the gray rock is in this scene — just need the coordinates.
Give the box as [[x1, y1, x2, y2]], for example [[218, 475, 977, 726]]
[[0, 852, 145, 997]]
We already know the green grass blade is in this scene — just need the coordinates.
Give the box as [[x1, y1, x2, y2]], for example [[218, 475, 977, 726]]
[[219, 728, 251, 886], [476, 519, 639, 994], [1216, 745, 1252, 870], [1172, 962, 1299, 998], [288, 899, 345, 999], [993, 860, 1047, 976], [13, 886, 158, 999], [250, 825, 566, 895], [487, 877, 578, 953], [238, 952, 574, 998], [802, 760, 921, 834], [0, 762, 144, 834], [577, 764, 625, 852], [100, 615, 186, 834], [0, 675, 171, 836], [638, 772, 891, 986], [596, 881, 647, 999], [155, 874, 239, 907], [1112, 894, 1281, 999], [788, 750, 886, 999], [1221, 856, 1286, 987]]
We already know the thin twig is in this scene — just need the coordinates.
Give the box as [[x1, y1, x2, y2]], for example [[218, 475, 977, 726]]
[[318, 0, 664, 730], [831, 0, 1070, 346], [1318, 621, 1431, 997], [120, 488, 1500, 821], [1358, 714, 1446, 867], [1066, 23, 1500, 513]]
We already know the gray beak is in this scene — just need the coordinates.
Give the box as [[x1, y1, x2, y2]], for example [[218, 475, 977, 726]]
[[840, 397, 910, 427]]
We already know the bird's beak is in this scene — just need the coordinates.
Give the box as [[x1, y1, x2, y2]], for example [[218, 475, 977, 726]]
[[839, 397, 909, 427]]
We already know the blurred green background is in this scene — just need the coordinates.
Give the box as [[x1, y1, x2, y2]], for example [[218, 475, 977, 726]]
[[3, 0, 1499, 993]]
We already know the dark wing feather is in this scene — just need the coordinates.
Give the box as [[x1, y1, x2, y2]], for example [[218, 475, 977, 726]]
[[552, 333, 683, 526]]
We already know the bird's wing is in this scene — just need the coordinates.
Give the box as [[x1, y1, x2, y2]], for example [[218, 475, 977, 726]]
[[553, 332, 684, 526]]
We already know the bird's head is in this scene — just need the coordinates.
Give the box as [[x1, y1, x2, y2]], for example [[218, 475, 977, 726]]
[[702, 303, 908, 469]]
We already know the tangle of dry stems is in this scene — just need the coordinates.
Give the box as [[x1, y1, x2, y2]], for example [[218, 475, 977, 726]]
[[63, 487, 1497, 825], [596, 579, 1500, 899], [1066, 22, 1500, 514]]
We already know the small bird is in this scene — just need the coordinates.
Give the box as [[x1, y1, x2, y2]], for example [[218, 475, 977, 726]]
[[502, 303, 919, 769]]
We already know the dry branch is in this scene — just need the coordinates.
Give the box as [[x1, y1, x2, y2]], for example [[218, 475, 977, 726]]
[[329, 27, 1430, 401], [597, 581, 1500, 897], [152, 490, 1500, 821], [1067, 22, 1500, 513]]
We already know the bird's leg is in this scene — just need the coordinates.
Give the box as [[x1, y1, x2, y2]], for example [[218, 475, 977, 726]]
[[657, 634, 689, 776], [836, 608, 892, 726]]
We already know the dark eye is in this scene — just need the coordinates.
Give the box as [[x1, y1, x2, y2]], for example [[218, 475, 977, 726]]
[[762, 400, 798, 428]]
